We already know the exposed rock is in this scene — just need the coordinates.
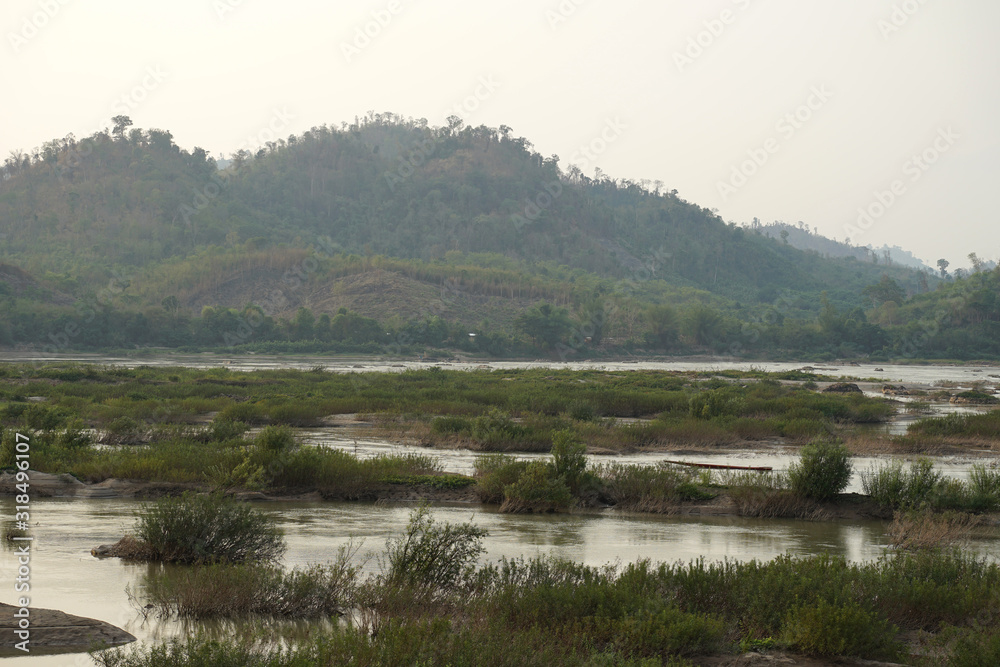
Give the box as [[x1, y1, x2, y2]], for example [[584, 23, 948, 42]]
[[0, 602, 134, 649], [91, 535, 156, 560], [881, 384, 909, 396], [822, 382, 863, 394], [0, 471, 85, 498]]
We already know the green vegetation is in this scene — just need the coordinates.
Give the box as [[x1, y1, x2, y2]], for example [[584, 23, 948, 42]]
[[132, 493, 285, 564], [862, 459, 1000, 512], [136, 555, 358, 618], [787, 439, 852, 501], [95, 506, 1000, 666], [6, 116, 999, 360]]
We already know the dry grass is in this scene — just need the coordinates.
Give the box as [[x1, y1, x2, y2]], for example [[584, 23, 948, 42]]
[[887, 511, 984, 551], [845, 433, 998, 457], [722, 471, 827, 519]]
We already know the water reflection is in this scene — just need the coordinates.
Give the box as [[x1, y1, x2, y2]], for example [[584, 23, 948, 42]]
[[1, 495, 997, 665]]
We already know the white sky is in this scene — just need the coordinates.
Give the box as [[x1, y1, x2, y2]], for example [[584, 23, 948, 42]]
[[3, 0, 997, 268]]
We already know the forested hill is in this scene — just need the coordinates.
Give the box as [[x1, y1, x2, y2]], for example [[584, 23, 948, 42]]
[[6, 114, 996, 360], [1, 114, 925, 306]]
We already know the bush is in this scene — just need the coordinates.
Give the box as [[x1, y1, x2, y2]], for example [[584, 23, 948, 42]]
[[254, 425, 295, 454], [470, 408, 530, 449], [134, 492, 285, 564], [787, 439, 852, 501], [501, 461, 573, 513], [948, 628, 1000, 666], [473, 454, 529, 504], [567, 400, 596, 422], [781, 599, 902, 660], [861, 461, 908, 509], [137, 550, 359, 618], [382, 503, 487, 593], [430, 416, 471, 435], [550, 430, 588, 494], [596, 463, 709, 513]]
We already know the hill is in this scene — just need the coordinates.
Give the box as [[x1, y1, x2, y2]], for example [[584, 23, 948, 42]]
[[1, 114, 996, 360]]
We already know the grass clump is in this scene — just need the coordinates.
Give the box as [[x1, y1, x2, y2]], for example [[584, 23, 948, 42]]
[[723, 471, 817, 518], [596, 463, 712, 513], [862, 459, 1000, 512], [132, 492, 285, 564], [887, 510, 982, 551]]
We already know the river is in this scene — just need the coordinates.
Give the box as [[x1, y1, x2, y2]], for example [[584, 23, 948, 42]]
[[1, 353, 998, 664], [3, 496, 995, 666], [2, 351, 999, 386]]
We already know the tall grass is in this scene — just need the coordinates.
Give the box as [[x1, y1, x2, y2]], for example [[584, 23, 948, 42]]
[[862, 459, 1000, 512], [136, 552, 358, 618]]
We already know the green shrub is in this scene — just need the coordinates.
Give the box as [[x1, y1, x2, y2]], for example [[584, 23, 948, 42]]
[[550, 429, 588, 494], [596, 463, 709, 512], [501, 461, 573, 513], [382, 503, 487, 593], [134, 492, 285, 564], [430, 415, 471, 435], [254, 425, 295, 454], [787, 439, 852, 501], [470, 408, 530, 449], [473, 454, 529, 504], [567, 400, 596, 422], [216, 402, 266, 425], [207, 419, 248, 442], [948, 628, 1000, 666], [137, 552, 359, 618], [781, 599, 901, 660], [861, 461, 908, 509]]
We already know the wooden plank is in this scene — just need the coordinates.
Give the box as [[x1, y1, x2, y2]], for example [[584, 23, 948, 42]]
[[662, 459, 773, 472]]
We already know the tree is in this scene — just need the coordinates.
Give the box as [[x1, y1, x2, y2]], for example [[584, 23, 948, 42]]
[[160, 295, 180, 316], [516, 303, 572, 350], [969, 252, 985, 274], [862, 274, 906, 308], [291, 307, 315, 340], [682, 305, 723, 346], [646, 304, 679, 349], [937, 258, 950, 279], [111, 115, 133, 140]]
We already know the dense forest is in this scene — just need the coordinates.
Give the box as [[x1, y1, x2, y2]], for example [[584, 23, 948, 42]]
[[1, 113, 997, 360]]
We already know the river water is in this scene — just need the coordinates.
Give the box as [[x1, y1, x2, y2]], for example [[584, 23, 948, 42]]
[[3, 495, 995, 666], [1, 353, 999, 663], [2, 351, 999, 386]]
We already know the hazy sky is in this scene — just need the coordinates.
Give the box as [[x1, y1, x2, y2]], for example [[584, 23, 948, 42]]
[[4, 0, 997, 268]]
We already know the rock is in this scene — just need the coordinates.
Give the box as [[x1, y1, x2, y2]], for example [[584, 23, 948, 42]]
[[91, 536, 156, 560], [881, 384, 909, 396], [874, 367, 884, 371], [0, 471, 85, 498], [822, 382, 862, 394], [0, 602, 135, 649]]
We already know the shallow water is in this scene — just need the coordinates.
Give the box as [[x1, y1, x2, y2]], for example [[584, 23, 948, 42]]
[[3, 351, 1000, 386], [295, 426, 1000, 494], [1, 496, 996, 665]]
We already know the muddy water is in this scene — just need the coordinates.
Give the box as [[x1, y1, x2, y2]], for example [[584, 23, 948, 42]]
[[4, 495, 992, 665], [3, 351, 1000, 386]]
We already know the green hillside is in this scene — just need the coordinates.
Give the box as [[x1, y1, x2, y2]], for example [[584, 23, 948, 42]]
[[1, 114, 996, 360]]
